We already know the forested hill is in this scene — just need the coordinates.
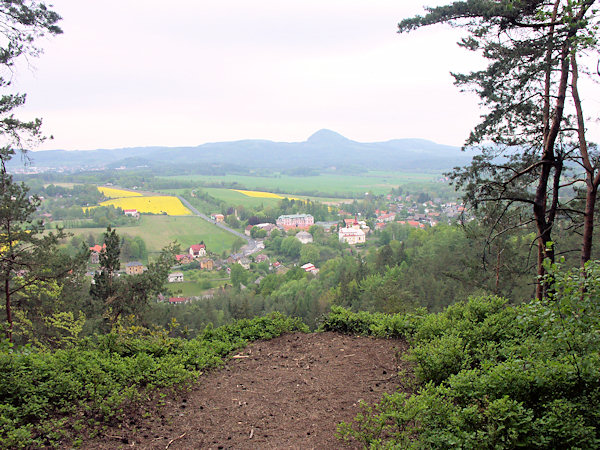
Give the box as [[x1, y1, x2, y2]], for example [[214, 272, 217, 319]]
[[11, 129, 471, 172]]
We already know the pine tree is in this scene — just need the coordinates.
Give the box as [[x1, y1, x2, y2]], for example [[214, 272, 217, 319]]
[[399, 0, 598, 297]]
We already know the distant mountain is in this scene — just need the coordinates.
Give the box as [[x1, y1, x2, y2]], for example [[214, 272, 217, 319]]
[[9, 129, 473, 172]]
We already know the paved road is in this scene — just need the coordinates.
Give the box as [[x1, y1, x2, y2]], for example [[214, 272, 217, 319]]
[[177, 195, 259, 256]]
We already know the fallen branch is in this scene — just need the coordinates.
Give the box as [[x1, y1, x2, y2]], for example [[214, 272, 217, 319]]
[[165, 432, 186, 449]]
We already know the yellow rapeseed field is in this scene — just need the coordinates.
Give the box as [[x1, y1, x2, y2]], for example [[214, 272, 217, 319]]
[[232, 189, 284, 198], [232, 189, 301, 200], [99, 196, 192, 215], [98, 186, 143, 198]]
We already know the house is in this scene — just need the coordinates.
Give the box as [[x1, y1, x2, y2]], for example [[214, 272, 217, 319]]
[[89, 244, 106, 264], [255, 254, 269, 263], [344, 218, 356, 227], [211, 213, 225, 222], [295, 230, 313, 244], [276, 214, 314, 231], [245, 225, 254, 236], [377, 213, 396, 223], [175, 254, 193, 265], [254, 223, 278, 235], [168, 272, 184, 283], [237, 257, 251, 269], [200, 258, 214, 270], [301, 263, 319, 274], [124, 209, 140, 218], [189, 244, 207, 258], [125, 261, 145, 275], [168, 297, 189, 305]]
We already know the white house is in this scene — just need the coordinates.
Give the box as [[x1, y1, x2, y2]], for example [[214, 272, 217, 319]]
[[168, 272, 184, 283], [301, 263, 319, 274], [189, 244, 207, 258]]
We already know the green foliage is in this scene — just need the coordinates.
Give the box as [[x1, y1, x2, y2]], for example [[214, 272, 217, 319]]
[[331, 263, 600, 448], [318, 305, 422, 338], [0, 313, 307, 447]]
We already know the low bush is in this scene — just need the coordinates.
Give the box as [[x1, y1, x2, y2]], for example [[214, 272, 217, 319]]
[[332, 263, 600, 448], [0, 312, 307, 448]]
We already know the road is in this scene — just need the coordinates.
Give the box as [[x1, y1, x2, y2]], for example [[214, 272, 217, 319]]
[[177, 195, 259, 256]]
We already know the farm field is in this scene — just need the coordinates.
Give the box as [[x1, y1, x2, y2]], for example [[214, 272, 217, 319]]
[[63, 215, 236, 255], [158, 188, 342, 208], [98, 196, 192, 215], [97, 186, 142, 198], [159, 171, 441, 197]]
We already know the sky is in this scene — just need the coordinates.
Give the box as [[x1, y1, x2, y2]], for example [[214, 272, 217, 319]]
[[11, 1, 599, 151]]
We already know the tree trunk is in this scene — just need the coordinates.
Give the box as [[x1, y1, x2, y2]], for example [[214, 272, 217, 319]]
[[5, 276, 12, 342], [571, 54, 599, 266]]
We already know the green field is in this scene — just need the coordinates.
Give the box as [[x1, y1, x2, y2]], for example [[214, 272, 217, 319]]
[[63, 215, 236, 255], [159, 187, 348, 206], [159, 171, 441, 197]]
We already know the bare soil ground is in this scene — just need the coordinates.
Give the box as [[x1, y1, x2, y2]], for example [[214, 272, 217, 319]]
[[82, 332, 411, 449]]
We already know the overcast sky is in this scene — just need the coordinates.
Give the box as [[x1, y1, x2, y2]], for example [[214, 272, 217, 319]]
[[11, 1, 599, 151]]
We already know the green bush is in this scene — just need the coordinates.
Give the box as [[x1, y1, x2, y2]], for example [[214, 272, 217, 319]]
[[0, 312, 307, 447], [333, 263, 600, 448]]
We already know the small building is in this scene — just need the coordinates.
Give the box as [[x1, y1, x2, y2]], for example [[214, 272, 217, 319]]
[[237, 258, 251, 270], [175, 254, 193, 265], [168, 272, 184, 283], [301, 263, 319, 274], [200, 258, 214, 270], [168, 297, 189, 305], [295, 230, 313, 244], [124, 209, 140, 218], [125, 261, 145, 275], [255, 223, 278, 235], [189, 244, 207, 258], [255, 254, 269, 263], [276, 214, 314, 231], [89, 244, 106, 264], [211, 213, 225, 222]]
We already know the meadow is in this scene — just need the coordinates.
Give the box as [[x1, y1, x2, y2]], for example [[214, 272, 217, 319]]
[[159, 171, 441, 197], [64, 215, 236, 255]]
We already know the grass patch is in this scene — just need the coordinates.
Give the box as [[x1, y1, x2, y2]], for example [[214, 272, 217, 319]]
[[158, 172, 441, 197], [63, 216, 236, 255]]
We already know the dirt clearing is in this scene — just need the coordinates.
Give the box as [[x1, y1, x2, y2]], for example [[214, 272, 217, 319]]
[[84, 332, 410, 449]]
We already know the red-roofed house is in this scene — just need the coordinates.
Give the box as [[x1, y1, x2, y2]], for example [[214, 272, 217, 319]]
[[175, 254, 193, 264], [376, 213, 396, 223], [89, 244, 106, 264], [168, 297, 189, 304], [124, 209, 139, 218], [189, 244, 206, 258]]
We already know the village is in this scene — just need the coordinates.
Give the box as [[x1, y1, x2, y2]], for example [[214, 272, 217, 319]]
[[84, 191, 465, 305]]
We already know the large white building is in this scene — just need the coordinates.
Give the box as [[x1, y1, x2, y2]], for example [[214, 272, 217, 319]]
[[338, 222, 366, 245], [276, 214, 314, 231]]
